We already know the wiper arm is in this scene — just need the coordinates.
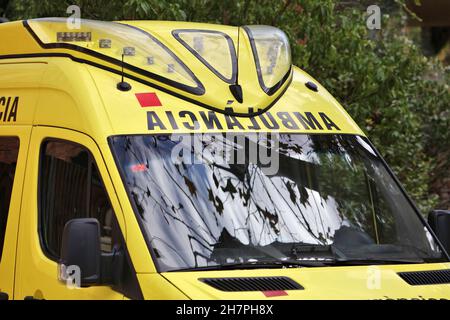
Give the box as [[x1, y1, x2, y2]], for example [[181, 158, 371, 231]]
[[170, 259, 328, 272], [330, 258, 424, 266]]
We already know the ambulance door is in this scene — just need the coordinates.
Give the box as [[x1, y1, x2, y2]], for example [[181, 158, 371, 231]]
[[15, 127, 128, 300], [0, 126, 30, 300]]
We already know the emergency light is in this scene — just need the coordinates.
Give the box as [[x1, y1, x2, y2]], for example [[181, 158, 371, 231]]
[[27, 18, 199, 90], [24, 18, 293, 115]]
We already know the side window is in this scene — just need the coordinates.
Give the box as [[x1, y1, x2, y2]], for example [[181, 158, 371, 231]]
[[39, 140, 116, 260], [0, 137, 19, 262]]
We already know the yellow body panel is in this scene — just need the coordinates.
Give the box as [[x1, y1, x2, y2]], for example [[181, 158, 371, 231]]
[[0, 20, 448, 300], [93, 64, 362, 136], [136, 274, 189, 300]]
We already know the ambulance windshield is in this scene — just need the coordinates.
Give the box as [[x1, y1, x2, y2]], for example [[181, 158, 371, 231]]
[[110, 133, 445, 271]]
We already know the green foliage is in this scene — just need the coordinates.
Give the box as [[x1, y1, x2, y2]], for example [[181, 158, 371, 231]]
[[3, 0, 449, 212]]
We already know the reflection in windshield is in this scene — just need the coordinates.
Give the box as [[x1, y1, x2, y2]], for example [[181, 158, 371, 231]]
[[110, 134, 443, 271]]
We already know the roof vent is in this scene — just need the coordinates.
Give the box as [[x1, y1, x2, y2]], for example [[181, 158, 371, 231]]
[[398, 269, 450, 286], [199, 276, 303, 292]]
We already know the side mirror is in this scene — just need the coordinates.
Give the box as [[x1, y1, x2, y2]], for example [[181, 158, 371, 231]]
[[59, 218, 102, 287], [428, 210, 450, 254]]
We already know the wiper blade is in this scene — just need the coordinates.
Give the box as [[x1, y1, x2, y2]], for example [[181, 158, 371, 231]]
[[170, 259, 327, 272], [289, 244, 427, 266], [331, 258, 424, 265]]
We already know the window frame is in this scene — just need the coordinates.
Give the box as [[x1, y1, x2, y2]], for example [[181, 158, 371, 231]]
[[37, 138, 117, 262]]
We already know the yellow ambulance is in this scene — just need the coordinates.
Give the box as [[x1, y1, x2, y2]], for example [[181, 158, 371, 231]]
[[0, 18, 449, 300]]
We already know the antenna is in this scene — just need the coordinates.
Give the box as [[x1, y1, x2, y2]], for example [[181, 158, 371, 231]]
[[236, 25, 241, 86], [117, 53, 132, 91], [229, 26, 243, 103]]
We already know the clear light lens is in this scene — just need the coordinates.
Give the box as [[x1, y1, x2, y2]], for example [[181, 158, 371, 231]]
[[193, 36, 204, 53], [174, 30, 236, 82], [99, 39, 111, 48], [56, 31, 91, 42], [28, 18, 199, 89], [245, 25, 291, 90], [123, 46, 136, 56]]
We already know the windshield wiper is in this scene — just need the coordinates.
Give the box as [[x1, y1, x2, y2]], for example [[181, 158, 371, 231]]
[[330, 258, 424, 265], [170, 259, 328, 272], [290, 244, 428, 266]]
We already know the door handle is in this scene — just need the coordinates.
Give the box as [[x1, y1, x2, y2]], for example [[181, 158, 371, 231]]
[[0, 291, 9, 300]]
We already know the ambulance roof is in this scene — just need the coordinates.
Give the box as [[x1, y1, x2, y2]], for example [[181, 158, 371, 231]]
[[0, 18, 364, 139]]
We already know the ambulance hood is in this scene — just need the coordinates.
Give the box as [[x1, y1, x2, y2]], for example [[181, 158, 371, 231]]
[[160, 263, 450, 300]]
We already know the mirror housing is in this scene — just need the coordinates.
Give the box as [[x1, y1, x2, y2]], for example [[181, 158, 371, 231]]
[[428, 210, 450, 254], [59, 218, 102, 287]]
